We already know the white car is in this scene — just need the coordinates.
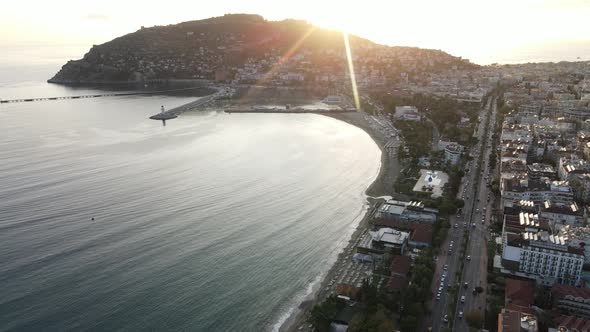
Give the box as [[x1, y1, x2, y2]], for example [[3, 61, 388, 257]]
[[459, 311, 463, 318], [461, 295, 465, 303], [443, 265, 448, 271], [466, 255, 471, 261]]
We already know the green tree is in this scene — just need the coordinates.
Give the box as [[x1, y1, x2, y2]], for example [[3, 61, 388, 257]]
[[465, 310, 484, 328], [399, 315, 418, 332], [308, 295, 346, 332]]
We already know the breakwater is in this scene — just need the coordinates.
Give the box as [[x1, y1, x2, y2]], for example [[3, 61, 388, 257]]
[[0, 86, 209, 104], [224, 108, 356, 114]]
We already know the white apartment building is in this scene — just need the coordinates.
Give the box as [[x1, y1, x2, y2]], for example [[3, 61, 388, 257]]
[[501, 178, 574, 206], [444, 143, 463, 165], [501, 212, 584, 286]]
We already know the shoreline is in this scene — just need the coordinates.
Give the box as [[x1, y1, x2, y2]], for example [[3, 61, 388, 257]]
[[278, 111, 401, 332], [162, 95, 400, 332]]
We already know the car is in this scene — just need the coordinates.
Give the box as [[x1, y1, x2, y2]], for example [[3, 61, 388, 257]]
[[443, 264, 448, 271], [461, 295, 465, 303], [442, 272, 447, 278], [436, 293, 441, 301], [472, 288, 477, 295], [466, 255, 471, 261], [463, 222, 467, 227], [438, 287, 443, 292], [471, 223, 476, 227], [464, 282, 469, 289], [443, 314, 449, 323], [454, 223, 458, 228], [459, 311, 463, 319]]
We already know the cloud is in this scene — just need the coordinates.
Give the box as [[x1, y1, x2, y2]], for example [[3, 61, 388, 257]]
[[83, 13, 111, 21]]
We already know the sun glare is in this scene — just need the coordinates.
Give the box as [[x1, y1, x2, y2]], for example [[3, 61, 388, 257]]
[[343, 32, 360, 110]]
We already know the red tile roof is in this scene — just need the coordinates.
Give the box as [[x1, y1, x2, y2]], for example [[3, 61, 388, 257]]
[[505, 278, 535, 307], [505, 303, 533, 315], [411, 224, 433, 244], [557, 315, 590, 332], [552, 284, 590, 300], [390, 255, 411, 276], [386, 274, 407, 292], [336, 283, 361, 300]]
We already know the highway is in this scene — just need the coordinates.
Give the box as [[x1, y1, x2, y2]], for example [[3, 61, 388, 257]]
[[428, 97, 496, 331]]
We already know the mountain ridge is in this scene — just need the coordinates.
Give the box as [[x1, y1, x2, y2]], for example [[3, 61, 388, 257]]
[[49, 14, 477, 84]]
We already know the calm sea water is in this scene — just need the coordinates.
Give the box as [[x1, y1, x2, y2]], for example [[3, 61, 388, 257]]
[[0, 64, 381, 331]]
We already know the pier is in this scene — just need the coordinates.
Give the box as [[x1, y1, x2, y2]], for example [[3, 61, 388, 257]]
[[148, 89, 226, 125]]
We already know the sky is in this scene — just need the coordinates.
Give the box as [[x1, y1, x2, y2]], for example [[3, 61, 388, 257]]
[[1, 0, 590, 64]]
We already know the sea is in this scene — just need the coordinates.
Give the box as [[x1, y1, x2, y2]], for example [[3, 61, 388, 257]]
[[0, 48, 381, 331]]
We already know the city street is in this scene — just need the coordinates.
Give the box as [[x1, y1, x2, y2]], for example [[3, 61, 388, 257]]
[[452, 97, 497, 331], [429, 97, 496, 331]]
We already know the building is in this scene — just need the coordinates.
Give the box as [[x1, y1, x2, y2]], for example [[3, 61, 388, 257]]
[[445, 143, 463, 165], [386, 255, 411, 292], [552, 284, 590, 319], [394, 106, 420, 121], [358, 227, 410, 255], [322, 95, 344, 105], [558, 226, 590, 264], [437, 139, 458, 151], [555, 315, 590, 331], [528, 163, 558, 181], [501, 178, 574, 206], [497, 305, 538, 332], [376, 200, 438, 223], [540, 201, 585, 228], [559, 156, 590, 181], [374, 219, 432, 248], [500, 212, 585, 286], [505, 278, 534, 307], [501, 160, 529, 180]]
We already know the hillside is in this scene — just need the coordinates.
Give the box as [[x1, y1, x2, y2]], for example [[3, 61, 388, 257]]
[[49, 14, 477, 84]]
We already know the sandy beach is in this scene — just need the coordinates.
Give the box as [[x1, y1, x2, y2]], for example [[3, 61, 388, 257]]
[[279, 111, 402, 332]]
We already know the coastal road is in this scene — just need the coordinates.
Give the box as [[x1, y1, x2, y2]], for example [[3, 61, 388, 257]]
[[429, 97, 494, 331], [452, 98, 497, 331]]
